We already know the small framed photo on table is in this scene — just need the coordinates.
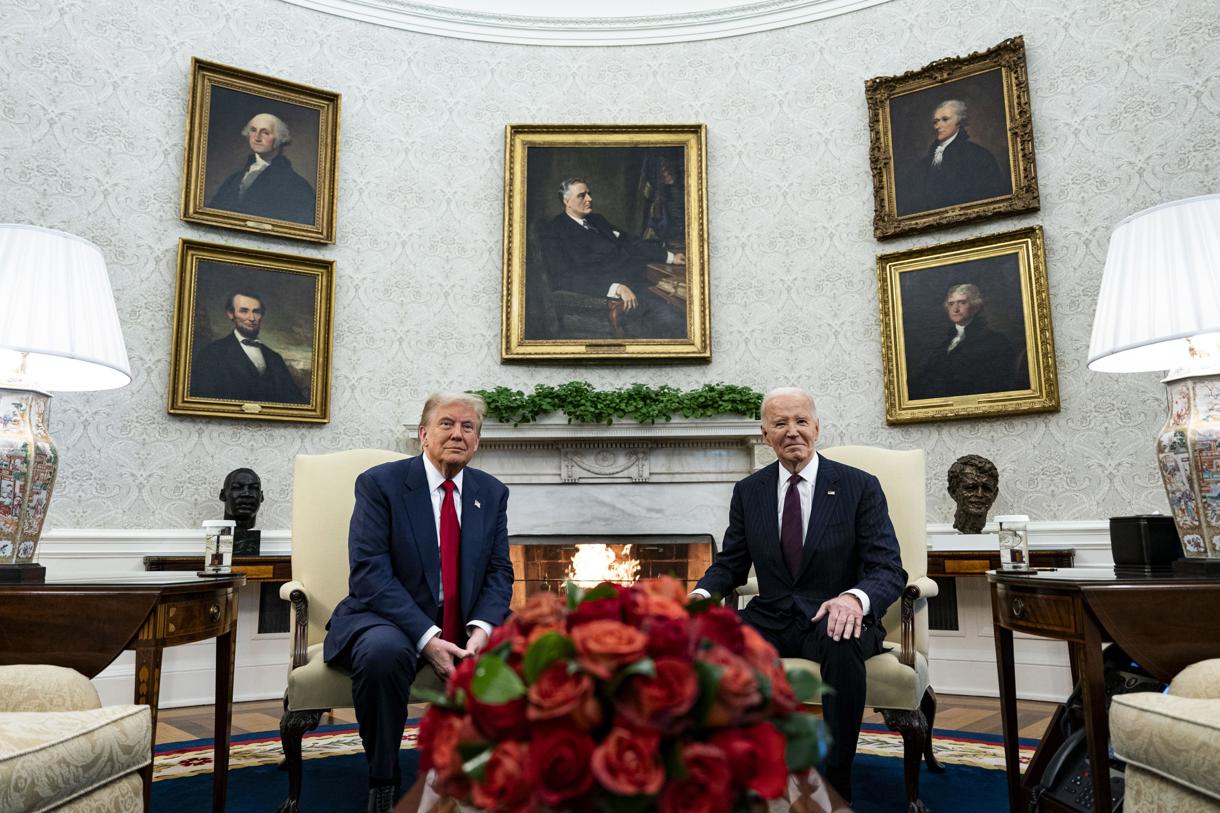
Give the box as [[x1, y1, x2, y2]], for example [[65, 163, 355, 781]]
[[866, 37, 1039, 239], [876, 225, 1059, 425], [181, 58, 340, 244], [168, 238, 335, 423]]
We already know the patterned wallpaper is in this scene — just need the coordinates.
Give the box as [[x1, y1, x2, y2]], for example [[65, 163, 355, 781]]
[[2, 0, 1216, 531]]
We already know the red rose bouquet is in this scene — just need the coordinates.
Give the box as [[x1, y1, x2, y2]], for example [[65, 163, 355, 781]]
[[417, 576, 827, 813]]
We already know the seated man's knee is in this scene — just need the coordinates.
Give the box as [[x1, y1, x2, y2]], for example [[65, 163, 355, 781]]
[[356, 628, 415, 680]]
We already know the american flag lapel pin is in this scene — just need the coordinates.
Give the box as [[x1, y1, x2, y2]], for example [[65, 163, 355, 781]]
[[827, 490, 836, 496], [474, 499, 482, 509]]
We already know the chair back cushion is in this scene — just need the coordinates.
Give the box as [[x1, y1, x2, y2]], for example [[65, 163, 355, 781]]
[[293, 449, 408, 647], [819, 446, 926, 644]]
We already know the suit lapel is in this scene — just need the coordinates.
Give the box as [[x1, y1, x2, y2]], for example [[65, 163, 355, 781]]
[[402, 457, 441, 604], [458, 471, 485, 618], [797, 455, 840, 578], [752, 463, 787, 580]]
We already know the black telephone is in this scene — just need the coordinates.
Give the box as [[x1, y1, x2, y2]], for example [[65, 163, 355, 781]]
[[1037, 728, 1124, 812]]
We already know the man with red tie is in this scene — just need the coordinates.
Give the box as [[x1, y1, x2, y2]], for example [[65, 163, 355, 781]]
[[691, 387, 906, 803], [324, 392, 514, 813]]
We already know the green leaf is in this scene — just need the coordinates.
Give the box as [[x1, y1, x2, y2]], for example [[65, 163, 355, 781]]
[[461, 746, 493, 781], [607, 656, 656, 694], [786, 667, 829, 704], [685, 595, 720, 615], [471, 654, 526, 703], [580, 583, 619, 604], [468, 383, 763, 428], [523, 631, 575, 684], [775, 713, 830, 771], [692, 659, 723, 726], [411, 687, 456, 709], [566, 580, 584, 609]]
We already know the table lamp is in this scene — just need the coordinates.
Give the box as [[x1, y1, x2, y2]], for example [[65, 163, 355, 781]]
[[0, 224, 131, 583], [1088, 193, 1220, 575]]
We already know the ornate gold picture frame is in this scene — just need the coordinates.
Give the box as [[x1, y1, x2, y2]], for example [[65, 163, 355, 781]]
[[168, 239, 335, 423], [181, 58, 340, 244], [501, 124, 710, 362], [866, 37, 1039, 239], [877, 225, 1058, 425]]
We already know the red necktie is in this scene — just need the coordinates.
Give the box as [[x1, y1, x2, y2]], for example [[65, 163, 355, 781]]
[[781, 473, 804, 577], [440, 479, 462, 644]]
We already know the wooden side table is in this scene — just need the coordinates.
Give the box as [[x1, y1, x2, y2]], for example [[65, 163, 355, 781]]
[[0, 572, 246, 813], [144, 553, 292, 582], [988, 568, 1220, 813]]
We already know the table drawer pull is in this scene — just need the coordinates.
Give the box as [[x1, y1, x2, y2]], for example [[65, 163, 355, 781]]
[[1011, 597, 1024, 618], [209, 603, 221, 622]]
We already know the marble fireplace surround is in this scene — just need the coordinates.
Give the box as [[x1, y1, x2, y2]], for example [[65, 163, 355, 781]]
[[402, 415, 771, 544]]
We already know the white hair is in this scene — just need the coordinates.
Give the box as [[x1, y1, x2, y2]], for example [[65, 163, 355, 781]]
[[242, 113, 292, 147], [761, 387, 817, 419], [934, 99, 968, 127]]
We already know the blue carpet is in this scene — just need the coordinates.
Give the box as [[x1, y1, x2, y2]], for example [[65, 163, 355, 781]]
[[152, 722, 1031, 812]]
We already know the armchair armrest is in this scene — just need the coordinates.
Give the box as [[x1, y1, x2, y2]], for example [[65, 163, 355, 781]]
[[0, 665, 101, 713], [735, 577, 759, 598], [897, 576, 937, 668], [909, 575, 938, 599], [279, 580, 312, 669]]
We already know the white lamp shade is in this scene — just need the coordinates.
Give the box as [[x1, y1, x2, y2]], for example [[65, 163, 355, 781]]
[[0, 224, 131, 391], [1088, 194, 1220, 373]]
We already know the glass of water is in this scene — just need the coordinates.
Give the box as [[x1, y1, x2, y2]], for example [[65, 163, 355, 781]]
[[996, 515, 1031, 571], [202, 520, 236, 575]]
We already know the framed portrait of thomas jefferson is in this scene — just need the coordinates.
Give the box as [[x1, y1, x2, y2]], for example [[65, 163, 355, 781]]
[[501, 124, 710, 362], [181, 58, 340, 244], [168, 239, 335, 423], [877, 225, 1058, 425], [866, 37, 1039, 239]]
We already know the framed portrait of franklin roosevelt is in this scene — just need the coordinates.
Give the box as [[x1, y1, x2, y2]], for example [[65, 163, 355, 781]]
[[877, 225, 1059, 425], [181, 58, 340, 244], [168, 238, 335, 423], [866, 37, 1040, 239], [501, 124, 710, 362]]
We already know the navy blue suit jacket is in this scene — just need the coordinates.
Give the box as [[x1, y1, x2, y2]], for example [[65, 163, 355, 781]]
[[696, 455, 906, 637], [323, 456, 515, 662]]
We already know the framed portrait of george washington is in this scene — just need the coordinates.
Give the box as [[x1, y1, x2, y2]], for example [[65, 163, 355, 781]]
[[866, 37, 1040, 239], [168, 239, 335, 423], [181, 58, 340, 244], [876, 225, 1058, 425], [501, 124, 710, 362]]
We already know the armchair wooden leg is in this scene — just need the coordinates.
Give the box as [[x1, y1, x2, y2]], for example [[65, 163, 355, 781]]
[[919, 687, 945, 773], [278, 703, 323, 813], [880, 707, 929, 813]]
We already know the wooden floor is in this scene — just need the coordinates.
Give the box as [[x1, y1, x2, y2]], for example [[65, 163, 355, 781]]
[[155, 693, 1058, 745]]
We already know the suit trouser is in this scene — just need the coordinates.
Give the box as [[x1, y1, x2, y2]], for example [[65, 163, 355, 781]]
[[746, 607, 885, 796], [330, 624, 420, 786]]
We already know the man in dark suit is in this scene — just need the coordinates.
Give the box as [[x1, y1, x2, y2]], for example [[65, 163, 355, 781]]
[[540, 177, 687, 339], [325, 393, 514, 813], [908, 283, 1024, 400], [915, 99, 1010, 213], [207, 113, 316, 225], [190, 290, 308, 404], [692, 387, 906, 802]]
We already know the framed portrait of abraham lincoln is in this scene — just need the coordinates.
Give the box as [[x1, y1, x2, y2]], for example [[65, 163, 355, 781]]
[[876, 225, 1059, 425], [501, 124, 710, 362], [168, 238, 335, 423], [180, 58, 340, 244], [866, 36, 1040, 239]]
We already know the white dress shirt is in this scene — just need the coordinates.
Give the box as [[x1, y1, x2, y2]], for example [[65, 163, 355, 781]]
[[238, 153, 270, 196], [931, 131, 959, 167], [234, 330, 267, 373], [946, 322, 969, 353], [694, 454, 871, 615], [416, 454, 493, 653]]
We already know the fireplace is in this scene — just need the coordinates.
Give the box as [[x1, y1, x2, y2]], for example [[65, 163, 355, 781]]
[[508, 533, 715, 608]]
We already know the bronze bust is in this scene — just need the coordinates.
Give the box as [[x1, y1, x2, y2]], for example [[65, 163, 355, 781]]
[[947, 455, 999, 534], [220, 468, 263, 554]]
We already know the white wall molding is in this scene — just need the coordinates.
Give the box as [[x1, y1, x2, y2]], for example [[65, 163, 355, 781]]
[[278, 0, 896, 45]]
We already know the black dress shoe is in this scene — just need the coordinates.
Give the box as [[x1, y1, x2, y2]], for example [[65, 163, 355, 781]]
[[824, 766, 853, 804], [367, 785, 394, 813]]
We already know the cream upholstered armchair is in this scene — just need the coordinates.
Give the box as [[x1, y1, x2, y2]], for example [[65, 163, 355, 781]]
[[0, 664, 151, 813], [1111, 658, 1220, 812], [277, 449, 442, 813], [739, 446, 941, 813]]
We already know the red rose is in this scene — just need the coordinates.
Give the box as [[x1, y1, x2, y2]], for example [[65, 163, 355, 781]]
[[761, 660, 800, 714], [471, 740, 531, 813], [527, 661, 603, 730], [710, 722, 789, 798], [515, 591, 566, 633], [566, 591, 625, 628], [616, 656, 698, 733], [469, 694, 528, 741], [647, 616, 694, 660], [694, 606, 746, 654], [635, 574, 689, 605], [740, 624, 780, 672], [571, 619, 648, 679], [448, 655, 478, 701], [700, 645, 761, 727], [591, 727, 665, 797], [658, 743, 733, 813], [418, 708, 471, 797], [487, 617, 527, 658], [528, 725, 596, 805]]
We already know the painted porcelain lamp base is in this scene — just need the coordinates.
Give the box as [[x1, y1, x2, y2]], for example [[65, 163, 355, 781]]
[[0, 387, 58, 583], [1157, 371, 1220, 575]]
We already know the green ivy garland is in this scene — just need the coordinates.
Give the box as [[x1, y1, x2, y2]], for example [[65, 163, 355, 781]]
[[470, 382, 763, 426]]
